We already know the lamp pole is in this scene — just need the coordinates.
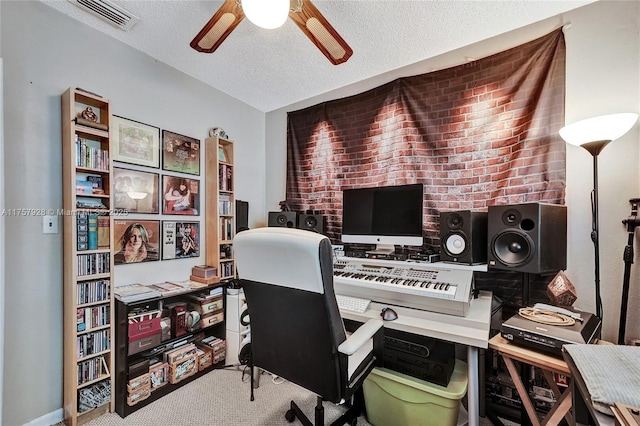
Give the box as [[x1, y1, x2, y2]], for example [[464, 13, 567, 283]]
[[560, 113, 638, 324], [582, 141, 609, 320]]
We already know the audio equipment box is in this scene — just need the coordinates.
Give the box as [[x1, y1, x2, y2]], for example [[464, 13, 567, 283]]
[[268, 211, 298, 228], [487, 203, 567, 274], [440, 210, 488, 264], [382, 328, 456, 387], [501, 307, 601, 357]]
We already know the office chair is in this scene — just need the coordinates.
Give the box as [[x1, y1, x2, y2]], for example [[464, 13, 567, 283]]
[[234, 227, 384, 426]]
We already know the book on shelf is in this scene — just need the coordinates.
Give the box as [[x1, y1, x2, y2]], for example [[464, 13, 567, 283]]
[[97, 216, 110, 248], [148, 282, 187, 296], [114, 283, 161, 303], [189, 275, 220, 285], [166, 279, 211, 290], [77, 212, 89, 251], [76, 180, 94, 195], [87, 175, 104, 194], [87, 214, 99, 250]]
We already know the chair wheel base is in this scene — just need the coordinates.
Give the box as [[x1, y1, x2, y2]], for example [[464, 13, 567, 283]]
[[285, 409, 296, 423]]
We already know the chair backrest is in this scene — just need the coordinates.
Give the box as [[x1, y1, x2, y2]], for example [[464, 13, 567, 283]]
[[234, 227, 347, 402]]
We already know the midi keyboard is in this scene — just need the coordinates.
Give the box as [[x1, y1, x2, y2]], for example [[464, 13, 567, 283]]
[[333, 258, 474, 317]]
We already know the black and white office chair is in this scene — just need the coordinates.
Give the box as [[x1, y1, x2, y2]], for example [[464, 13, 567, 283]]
[[234, 227, 384, 426]]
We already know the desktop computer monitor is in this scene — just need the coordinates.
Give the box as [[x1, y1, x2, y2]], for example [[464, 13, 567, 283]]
[[341, 183, 424, 254]]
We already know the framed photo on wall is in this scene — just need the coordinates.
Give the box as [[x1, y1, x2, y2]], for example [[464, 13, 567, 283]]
[[111, 115, 160, 168], [162, 221, 200, 260], [162, 176, 200, 216], [162, 130, 200, 175], [113, 167, 159, 214], [114, 220, 161, 264]]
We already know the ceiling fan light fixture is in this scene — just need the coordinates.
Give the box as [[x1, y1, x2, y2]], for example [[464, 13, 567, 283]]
[[242, 0, 289, 29]]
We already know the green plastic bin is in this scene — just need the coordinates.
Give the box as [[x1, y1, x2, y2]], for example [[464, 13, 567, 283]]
[[363, 359, 468, 426]]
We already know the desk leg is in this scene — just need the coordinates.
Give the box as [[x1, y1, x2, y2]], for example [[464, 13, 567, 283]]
[[467, 346, 479, 426]]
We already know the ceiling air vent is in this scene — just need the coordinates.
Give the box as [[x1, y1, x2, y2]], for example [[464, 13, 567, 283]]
[[68, 0, 140, 31]]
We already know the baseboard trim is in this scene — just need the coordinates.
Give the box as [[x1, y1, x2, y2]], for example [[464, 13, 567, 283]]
[[24, 408, 63, 426]]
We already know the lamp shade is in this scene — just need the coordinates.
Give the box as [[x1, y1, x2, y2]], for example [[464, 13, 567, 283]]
[[242, 0, 289, 29], [559, 113, 638, 146]]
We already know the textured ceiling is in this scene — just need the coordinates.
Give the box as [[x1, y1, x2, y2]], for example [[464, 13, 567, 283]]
[[41, 0, 596, 112]]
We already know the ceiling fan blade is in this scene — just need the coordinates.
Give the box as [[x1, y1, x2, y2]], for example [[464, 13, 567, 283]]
[[288, 0, 353, 65], [190, 0, 245, 53]]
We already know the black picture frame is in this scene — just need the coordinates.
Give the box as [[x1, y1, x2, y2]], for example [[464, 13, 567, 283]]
[[162, 130, 201, 175], [111, 115, 160, 168], [161, 221, 200, 260], [114, 220, 161, 264], [162, 175, 200, 216], [113, 167, 160, 214]]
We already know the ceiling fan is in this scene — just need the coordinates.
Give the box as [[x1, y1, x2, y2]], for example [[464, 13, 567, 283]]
[[190, 0, 353, 65]]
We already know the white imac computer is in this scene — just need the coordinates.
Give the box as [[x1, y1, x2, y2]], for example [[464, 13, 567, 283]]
[[341, 183, 424, 254]]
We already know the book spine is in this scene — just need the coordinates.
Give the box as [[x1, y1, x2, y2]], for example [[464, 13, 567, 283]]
[[97, 215, 110, 248], [88, 214, 99, 250], [77, 212, 89, 251]]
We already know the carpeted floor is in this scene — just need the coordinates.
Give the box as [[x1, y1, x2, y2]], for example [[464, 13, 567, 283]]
[[54, 367, 514, 425]]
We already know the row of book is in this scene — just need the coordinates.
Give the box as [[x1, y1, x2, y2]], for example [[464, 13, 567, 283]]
[[76, 135, 109, 171], [220, 261, 235, 278], [77, 253, 110, 277], [77, 355, 109, 386], [77, 279, 110, 305], [77, 304, 110, 332], [218, 164, 233, 192], [77, 213, 109, 251], [219, 193, 233, 215], [219, 217, 233, 241], [77, 329, 110, 359]]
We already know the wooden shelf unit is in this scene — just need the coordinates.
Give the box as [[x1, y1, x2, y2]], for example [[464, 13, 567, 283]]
[[114, 286, 227, 417], [205, 137, 236, 280], [62, 87, 115, 426]]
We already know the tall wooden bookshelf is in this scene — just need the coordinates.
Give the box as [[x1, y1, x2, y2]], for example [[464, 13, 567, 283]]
[[205, 137, 235, 280], [62, 87, 115, 426]]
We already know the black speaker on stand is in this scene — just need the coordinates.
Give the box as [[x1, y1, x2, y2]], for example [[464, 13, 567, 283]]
[[439, 211, 487, 264], [268, 211, 298, 228], [487, 203, 567, 274]]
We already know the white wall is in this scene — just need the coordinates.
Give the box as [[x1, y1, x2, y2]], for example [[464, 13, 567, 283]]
[[1, 2, 265, 424], [266, 0, 640, 343]]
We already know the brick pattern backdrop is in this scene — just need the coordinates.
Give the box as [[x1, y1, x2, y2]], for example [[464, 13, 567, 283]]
[[286, 30, 566, 249]]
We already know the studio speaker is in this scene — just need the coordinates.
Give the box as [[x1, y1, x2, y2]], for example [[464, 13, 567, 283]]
[[298, 214, 325, 234], [487, 203, 567, 274], [439, 210, 487, 264], [268, 211, 298, 228], [235, 199, 249, 233]]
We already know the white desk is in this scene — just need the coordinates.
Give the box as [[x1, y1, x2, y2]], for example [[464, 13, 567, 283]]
[[339, 290, 493, 426]]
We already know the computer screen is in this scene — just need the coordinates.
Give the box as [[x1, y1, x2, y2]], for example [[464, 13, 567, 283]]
[[341, 183, 424, 253]]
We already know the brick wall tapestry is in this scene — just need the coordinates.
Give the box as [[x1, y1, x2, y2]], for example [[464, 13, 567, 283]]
[[286, 29, 566, 248]]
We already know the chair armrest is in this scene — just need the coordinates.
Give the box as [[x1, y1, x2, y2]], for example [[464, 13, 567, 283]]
[[338, 319, 383, 356]]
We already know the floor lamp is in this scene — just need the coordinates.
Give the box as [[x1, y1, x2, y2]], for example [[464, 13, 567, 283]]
[[559, 113, 638, 321]]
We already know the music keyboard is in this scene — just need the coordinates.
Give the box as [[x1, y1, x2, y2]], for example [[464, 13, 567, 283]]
[[333, 258, 474, 317]]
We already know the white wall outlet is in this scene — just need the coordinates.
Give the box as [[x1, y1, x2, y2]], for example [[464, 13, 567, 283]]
[[42, 215, 58, 234]]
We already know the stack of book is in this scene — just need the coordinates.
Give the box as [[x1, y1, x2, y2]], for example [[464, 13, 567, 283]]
[[114, 284, 161, 303]]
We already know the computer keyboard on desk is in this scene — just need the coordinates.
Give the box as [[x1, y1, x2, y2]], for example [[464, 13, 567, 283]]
[[335, 294, 371, 313]]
